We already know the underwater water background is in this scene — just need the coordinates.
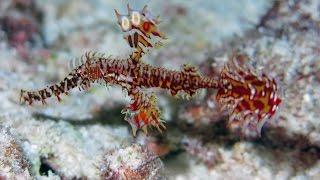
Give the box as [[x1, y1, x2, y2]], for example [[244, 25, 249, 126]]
[[0, 0, 319, 179]]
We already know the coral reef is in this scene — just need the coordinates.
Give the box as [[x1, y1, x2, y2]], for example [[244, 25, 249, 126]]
[[0, 126, 30, 179], [182, 136, 223, 168], [99, 144, 164, 179], [174, 0, 320, 179], [0, 0, 319, 179], [0, 0, 43, 59]]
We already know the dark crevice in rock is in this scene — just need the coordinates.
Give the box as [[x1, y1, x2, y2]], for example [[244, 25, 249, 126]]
[[39, 157, 56, 176]]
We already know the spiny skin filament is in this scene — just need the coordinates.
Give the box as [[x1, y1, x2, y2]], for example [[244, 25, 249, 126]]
[[122, 90, 165, 136], [20, 5, 282, 137], [216, 54, 282, 137]]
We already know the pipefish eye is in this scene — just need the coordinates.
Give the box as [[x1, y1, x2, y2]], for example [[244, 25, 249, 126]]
[[121, 16, 131, 31], [131, 11, 141, 26]]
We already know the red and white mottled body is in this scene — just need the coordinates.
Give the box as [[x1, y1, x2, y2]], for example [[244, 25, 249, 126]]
[[19, 4, 283, 137], [216, 55, 282, 136]]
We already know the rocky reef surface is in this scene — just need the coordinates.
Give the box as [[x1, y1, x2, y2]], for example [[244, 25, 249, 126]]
[[0, 0, 319, 179]]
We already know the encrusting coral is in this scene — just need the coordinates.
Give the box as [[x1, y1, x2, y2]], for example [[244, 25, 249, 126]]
[[0, 126, 31, 178], [19, 4, 282, 138], [99, 144, 164, 179]]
